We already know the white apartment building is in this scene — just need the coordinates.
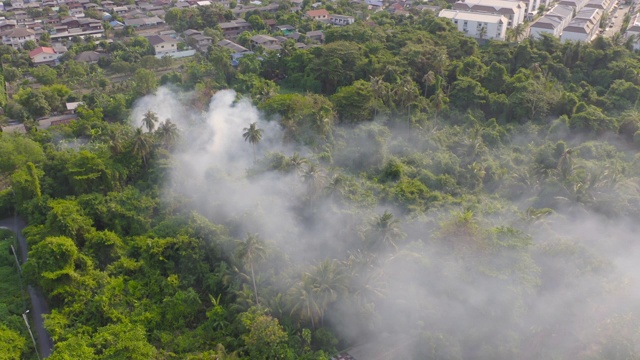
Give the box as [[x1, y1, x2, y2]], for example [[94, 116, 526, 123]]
[[439, 9, 508, 41], [452, 0, 527, 28], [558, 0, 589, 11], [529, 5, 573, 38], [625, 13, 640, 49], [561, 8, 602, 42]]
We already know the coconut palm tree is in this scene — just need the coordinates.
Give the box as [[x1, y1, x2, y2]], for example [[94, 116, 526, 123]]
[[365, 210, 405, 252], [288, 152, 308, 172], [422, 71, 435, 98], [289, 279, 322, 329], [300, 163, 327, 210], [108, 128, 124, 156], [307, 259, 348, 324], [237, 233, 266, 306], [300, 163, 327, 197], [512, 23, 525, 41], [142, 110, 159, 133], [395, 76, 419, 115], [370, 75, 386, 118], [131, 127, 151, 167], [242, 122, 264, 162], [156, 118, 180, 149]]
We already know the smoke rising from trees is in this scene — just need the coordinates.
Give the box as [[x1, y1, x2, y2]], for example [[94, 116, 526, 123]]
[[132, 87, 640, 359]]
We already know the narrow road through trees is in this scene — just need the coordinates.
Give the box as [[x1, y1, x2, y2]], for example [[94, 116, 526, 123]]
[[0, 216, 54, 358]]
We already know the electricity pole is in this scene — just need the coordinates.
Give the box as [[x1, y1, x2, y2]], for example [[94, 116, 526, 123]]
[[22, 310, 41, 360]]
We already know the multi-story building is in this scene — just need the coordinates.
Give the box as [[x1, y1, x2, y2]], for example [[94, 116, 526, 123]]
[[329, 14, 355, 26], [529, 5, 573, 38], [452, 0, 527, 28], [439, 9, 508, 41], [0, 27, 36, 49], [561, 8, 602, 42], [625, 13, 640, 49], [219, 19, 252, 38], [147, 35, 179, 56]]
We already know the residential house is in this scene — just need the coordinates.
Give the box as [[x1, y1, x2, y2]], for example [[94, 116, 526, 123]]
[[183, 29, 202, 37], [330, 14, 355, 25], [218, 39, 250, 53], [439, 9, 508, 40], [452, 0, 526, 28], [1, 27, 36, 49], [306, 9, 330, 21], [124, 16, 164, 28], [305, 30, 325, 43], [75, 50, 106, 64], [146, 34, 179, 55], [276, 24, 296, 35], [219, 19, 252, 38], [29, 46, 58, 66], [286, 31, 302, 41], [365, 0, 383, 11], [0, 19, 17, 31], [560, 7, 602, 42], [70, 8, 85, 17], [190, 34, 213, 51], [111, 5, 128, 14], [65, 102, 84, 114], [250, 34, 279, 50]]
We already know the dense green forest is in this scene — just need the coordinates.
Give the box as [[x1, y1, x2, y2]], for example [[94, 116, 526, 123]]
[[2, 10, 640, 360]]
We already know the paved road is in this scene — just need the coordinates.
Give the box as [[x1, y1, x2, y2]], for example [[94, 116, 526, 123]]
[[0, 216, 54, 358], [604, 2, 632, 38]]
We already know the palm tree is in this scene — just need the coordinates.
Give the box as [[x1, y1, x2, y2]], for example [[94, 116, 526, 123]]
[[156, 118, 180, 149], [365, 210, 405, 252], [289, 280, 322, 329], [142, 110, 159, 133], [396, 76, 419, 115], [288, 152, 308, 172], [108, 129, 124, 155], [512, 23, 525, 41], [131, 127, 151, 167], [370, 75, 386, 118], [624, 34, 637, 51], [237, 233, 266, 306], [422, 71, 435, 98], [242, 122, 264, 162], [307, 259, 348, 324], [300, 163, 327, 197]]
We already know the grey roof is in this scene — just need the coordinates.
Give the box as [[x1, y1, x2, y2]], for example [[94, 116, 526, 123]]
[[0, 27, 34, 37], [146, 34, 178, 46], [251, 34, 278, 43], [218, 39, 249, 52], [306, 30, 324, 37], [74, 50, 106, 62], [184, 29, 202, 36]]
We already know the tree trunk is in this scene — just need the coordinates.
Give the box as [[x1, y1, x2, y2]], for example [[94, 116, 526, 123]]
[[250, 262, 259, 306]]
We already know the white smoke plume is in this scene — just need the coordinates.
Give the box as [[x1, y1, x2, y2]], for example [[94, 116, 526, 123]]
[[130, 87, 640, 359]]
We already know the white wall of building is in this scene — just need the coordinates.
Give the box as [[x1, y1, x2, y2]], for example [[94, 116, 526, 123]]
[[439, 10, 508, 40]]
